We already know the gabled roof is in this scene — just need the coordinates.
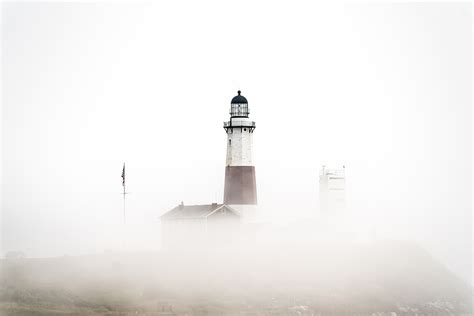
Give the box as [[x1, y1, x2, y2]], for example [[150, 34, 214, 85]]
[[160, 203, 240, 220]]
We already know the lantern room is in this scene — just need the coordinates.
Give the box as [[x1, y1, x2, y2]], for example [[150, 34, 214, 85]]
[[230, 90, 249, 118]]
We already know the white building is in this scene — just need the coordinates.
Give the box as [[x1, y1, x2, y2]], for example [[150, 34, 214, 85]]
[[319, 165, 346, 220], [160, 203, 241, 250]]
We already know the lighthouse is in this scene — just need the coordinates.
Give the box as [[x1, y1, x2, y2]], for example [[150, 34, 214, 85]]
[[223, 91, 257, 221], [160, 91, 257, 249]]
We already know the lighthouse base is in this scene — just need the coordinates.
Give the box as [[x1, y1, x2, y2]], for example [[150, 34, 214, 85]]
[[223, 166, 257, 205]]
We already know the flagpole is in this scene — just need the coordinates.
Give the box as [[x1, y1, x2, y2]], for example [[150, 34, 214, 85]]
[[121, 162, 127, 225], [121, 162, 127, 251], [123, 183, 126, 224]]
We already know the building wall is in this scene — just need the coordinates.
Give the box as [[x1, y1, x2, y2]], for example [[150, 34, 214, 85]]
[[161, 218, 207, 250], [206, 210, 241, 246], [161, 209, 241, 250], [223, 166, 257, 205], [227, 204, 258, 223], [226, 125, 253, 166], [319, 167, 346, 218]]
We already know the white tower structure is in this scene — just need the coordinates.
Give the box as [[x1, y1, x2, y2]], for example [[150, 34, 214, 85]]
[[223, 91, 257, 221], [319, 165, 346, 219]]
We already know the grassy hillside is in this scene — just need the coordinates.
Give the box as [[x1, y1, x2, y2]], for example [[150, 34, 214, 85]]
[[0, 241, 471, 315]]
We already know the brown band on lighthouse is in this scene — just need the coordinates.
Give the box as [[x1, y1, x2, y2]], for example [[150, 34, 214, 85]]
[[223, 166, 257, 205]]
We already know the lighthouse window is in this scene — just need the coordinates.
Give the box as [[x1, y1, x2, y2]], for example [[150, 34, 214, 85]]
[[244, 128, 247, 131], [228, 139, 231, 145]]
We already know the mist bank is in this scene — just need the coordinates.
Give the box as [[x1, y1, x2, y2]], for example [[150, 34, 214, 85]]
[[1, 240, 471, 316]]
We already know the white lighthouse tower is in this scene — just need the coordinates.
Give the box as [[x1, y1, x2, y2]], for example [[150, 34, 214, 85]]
[[223, 91, 257, 221]]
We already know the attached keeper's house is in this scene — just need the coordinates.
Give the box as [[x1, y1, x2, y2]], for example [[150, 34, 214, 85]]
[[160, 202, 241, 249]]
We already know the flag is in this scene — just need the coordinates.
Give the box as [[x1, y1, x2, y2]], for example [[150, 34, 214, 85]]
[[121, 163, 125, 187]]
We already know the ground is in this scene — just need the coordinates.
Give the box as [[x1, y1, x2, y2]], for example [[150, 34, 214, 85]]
[[0, 241, 471, 316]]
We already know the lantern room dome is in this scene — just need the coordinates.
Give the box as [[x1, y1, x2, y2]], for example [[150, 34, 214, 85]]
[[231, 90, 248, 104]]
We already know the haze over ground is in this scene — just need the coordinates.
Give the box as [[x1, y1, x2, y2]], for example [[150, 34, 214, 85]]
[[1, 1, 472, 285]]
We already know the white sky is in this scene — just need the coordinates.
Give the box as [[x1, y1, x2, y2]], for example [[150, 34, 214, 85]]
[[1, 2, 472, 282]]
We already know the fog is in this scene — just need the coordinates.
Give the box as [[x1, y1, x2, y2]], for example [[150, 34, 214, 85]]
[[1, 240, 472, 314], [1, 1, 472, 314]]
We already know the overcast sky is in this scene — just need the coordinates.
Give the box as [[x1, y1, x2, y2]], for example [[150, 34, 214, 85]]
[[1, 2, 472, 283]]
